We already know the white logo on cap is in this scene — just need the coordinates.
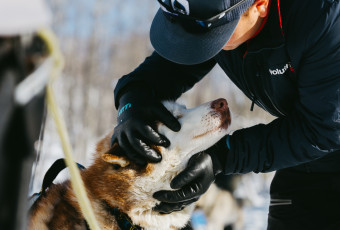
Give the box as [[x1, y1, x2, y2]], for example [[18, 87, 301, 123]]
[[171, 0, 190, 15]]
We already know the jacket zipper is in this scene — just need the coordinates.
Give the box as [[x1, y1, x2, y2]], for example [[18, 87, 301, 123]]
[[243, 45, 287, 116], [241, 55, 257, 112]]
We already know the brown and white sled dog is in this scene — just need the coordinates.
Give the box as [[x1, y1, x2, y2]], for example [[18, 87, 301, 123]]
[[29, 98, 231, 230]]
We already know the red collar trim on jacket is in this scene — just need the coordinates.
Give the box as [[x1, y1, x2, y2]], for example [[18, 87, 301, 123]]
[[252, 0, 284, 39], [250, 0, 271, 40], [277, 0, 284, 37], [242, 0, 285, 58], [243, 0, 271, 58]]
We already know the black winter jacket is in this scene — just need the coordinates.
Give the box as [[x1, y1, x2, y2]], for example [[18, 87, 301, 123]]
[[114, 0, 340, 174]]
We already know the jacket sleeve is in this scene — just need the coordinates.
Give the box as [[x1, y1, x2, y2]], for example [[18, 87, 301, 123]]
[[113, 51, 216, 108], [222, 1, 340, 174]]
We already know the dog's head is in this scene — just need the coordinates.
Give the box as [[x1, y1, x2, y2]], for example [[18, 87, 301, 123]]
[[101, 98, 231, 168], [159, 98, 231, 157]]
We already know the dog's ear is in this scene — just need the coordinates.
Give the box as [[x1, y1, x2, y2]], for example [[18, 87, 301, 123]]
[[101, 143, 130, 168]]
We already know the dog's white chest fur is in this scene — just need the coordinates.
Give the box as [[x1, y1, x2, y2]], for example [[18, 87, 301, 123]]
[[129, 148, 195, 230]]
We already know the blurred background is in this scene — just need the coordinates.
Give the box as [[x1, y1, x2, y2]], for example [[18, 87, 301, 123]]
[[26, 0, 276, 229]]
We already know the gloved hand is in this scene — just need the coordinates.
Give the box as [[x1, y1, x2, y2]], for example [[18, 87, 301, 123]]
[[153, 135, 229, 214], [111, 88, 181, 165]]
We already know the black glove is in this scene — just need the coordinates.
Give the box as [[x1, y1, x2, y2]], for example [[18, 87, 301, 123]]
[[111, 88, 181, 165], [153, 136, 229, 214]]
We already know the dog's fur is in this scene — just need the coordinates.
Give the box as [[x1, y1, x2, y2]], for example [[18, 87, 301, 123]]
[[28, 99, 231, 230]]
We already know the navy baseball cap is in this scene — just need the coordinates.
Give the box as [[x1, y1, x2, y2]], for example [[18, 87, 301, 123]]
[[150, 0, 255, 65]]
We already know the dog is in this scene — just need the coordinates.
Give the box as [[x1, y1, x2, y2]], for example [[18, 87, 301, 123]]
[[28, 98, 231, 230]]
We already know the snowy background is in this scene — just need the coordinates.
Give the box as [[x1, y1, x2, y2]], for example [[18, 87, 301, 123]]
[[29, 1, 276, 229]]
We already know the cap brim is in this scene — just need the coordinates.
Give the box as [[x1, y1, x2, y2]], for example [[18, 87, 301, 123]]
[[150, 9, 239, 65]]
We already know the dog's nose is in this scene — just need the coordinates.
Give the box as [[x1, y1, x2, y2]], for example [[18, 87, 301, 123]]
[[211, 98, 228, 112]]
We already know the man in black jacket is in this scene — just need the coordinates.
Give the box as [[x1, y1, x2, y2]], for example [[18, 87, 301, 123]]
[[112, 0, 340, 229]]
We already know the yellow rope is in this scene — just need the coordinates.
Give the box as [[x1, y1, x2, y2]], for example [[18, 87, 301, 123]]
[[37, 28, 101, 230]]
